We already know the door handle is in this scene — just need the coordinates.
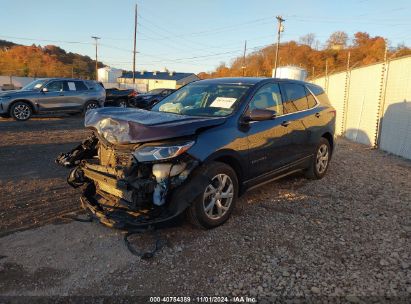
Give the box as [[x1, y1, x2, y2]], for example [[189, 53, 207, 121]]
[[315, 112, 321, 118], [281, 120, 291, 127]]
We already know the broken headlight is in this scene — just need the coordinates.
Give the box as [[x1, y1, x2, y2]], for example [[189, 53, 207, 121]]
[[133, 141, 194, 162]]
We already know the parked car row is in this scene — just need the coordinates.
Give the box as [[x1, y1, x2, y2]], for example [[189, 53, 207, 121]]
[[0, 77, 176, 121]]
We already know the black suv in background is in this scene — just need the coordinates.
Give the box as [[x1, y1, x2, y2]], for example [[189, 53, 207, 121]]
[[104, 88, 138, 108], [130, 88, 175, 108], [57, 77, 335, 230]]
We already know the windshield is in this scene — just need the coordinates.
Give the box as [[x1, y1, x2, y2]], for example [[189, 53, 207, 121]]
[[21, 79, 48, 91], [147, 88, 164, 95], [151, 82, 251, 117]]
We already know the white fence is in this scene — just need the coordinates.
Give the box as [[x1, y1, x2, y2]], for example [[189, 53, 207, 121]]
[[0, 76, 35, 90], [311, 55, 411, 160]]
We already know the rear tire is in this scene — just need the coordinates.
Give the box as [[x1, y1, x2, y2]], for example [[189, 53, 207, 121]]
[[305, 137, 331, 179], [83, 101, 99, 114], [186, 162, 238, 229], [118, 99, 128, 108], [10, 101, 32, 121]]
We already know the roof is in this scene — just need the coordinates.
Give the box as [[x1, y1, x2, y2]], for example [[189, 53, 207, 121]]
[[193, 77, 312, 86], [120, 71, 198, 81], [197, 77, 268, 85]]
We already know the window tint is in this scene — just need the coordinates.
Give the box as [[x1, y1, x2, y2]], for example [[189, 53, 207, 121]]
[[281, 83, 309, 113], [248, 83, 283, 115], [75, 81, 88, 91], [45, 81, 64, 92], [306, 87, 317, 108], [306, 84, 324, 96], [306, 83, 330, 105]]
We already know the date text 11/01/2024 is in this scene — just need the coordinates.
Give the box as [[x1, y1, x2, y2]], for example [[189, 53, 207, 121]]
[[149, 296, 257, 303]]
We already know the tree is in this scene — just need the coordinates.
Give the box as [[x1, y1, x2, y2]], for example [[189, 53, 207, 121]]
[[299, 33, 316, 48], [327, 31, 348, 49]]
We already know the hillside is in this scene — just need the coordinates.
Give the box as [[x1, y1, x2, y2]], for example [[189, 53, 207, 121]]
[[0, 41, 103, 79], [198, 32, 411, 79]]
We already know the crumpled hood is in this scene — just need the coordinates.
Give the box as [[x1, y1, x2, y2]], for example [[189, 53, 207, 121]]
[[85, 107, 227, 144]]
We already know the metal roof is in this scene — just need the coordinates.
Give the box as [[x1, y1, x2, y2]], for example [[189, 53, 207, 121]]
[[120, 71, 197, 81]]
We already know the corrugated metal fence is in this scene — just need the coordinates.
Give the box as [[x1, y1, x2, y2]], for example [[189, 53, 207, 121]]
[[311, 55, 411, 160]]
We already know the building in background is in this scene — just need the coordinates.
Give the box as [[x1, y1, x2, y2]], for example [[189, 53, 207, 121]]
[[97, 67, 123, 83], [118, 71, 200, 92], [272, 66, 307, 81]]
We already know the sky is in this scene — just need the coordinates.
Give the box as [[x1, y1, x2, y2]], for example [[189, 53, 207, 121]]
[[0, 0, 410, 73]]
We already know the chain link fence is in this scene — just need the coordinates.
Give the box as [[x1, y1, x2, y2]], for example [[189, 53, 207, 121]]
[[311, 55, 411, 160]]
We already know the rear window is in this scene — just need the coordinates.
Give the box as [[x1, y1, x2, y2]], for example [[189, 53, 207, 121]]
[[305, 87, 317, 108], [75, 81, 88, 91], [306, 84, 330, 105], [281, 83, 309, 113]]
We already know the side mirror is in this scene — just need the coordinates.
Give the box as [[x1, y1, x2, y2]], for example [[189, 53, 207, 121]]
[[243, 108, 277, 122], [41, 87, 48, 93]]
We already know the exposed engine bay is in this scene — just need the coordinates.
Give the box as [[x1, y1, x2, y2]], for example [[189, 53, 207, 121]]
[[56, 133, 209, 229]]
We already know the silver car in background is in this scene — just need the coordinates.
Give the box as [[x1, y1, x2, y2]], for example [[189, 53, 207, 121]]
[[0, 78, 105, 121]]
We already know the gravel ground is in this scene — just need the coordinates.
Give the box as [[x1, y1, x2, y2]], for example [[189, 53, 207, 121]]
[[0, 116, 410, 300]]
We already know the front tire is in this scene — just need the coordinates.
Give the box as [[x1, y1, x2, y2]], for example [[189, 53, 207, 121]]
[[10, 102, 32, 121], [305, 137, 331, 179], [187, 162, 238, 229]]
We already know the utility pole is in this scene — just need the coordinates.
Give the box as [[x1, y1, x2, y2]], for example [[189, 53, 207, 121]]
[[242, 40, 247, 77], [133, 4, 138, 85], [91, 36, 101, 80], [273, 16, 285, 78]]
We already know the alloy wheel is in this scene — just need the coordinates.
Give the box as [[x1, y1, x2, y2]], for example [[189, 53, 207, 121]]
[[13, 104, 31, 120], [316, 144, 329, 174], [203, 173, 234, 220], [86, 103, 99, 110]]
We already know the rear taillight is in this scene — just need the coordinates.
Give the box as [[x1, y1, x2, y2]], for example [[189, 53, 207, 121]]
[[329, 110, 336, 116]]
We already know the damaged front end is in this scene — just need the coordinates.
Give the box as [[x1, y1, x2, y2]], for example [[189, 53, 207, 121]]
[[56, 133, 205, 229]]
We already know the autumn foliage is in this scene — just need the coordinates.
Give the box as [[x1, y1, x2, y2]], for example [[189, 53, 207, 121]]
[[198, 32, 411, 79], [0, 41, 102, 79]]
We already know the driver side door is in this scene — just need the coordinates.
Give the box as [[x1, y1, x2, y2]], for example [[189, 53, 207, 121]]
[[36, 80, 67, 111]]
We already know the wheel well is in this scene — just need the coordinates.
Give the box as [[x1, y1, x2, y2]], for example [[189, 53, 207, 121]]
[[213, 155, 244, 193], [9, 99, 36, 114], [321, 132, 334, 154]]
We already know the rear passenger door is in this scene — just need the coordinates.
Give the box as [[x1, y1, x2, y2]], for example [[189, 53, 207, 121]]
[[63, 80, 90, 111], [279, 82, 312, 161]]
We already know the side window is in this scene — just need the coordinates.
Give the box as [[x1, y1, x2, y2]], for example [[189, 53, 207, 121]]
[[66, 81, 76, 91], [45, 81, 64, 92], [248, 83, 283, 115], [305, 87, 317, 108], [75, 81, 88, 91], [306, 84, 330, 106], [281, 83, 308, 113]]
